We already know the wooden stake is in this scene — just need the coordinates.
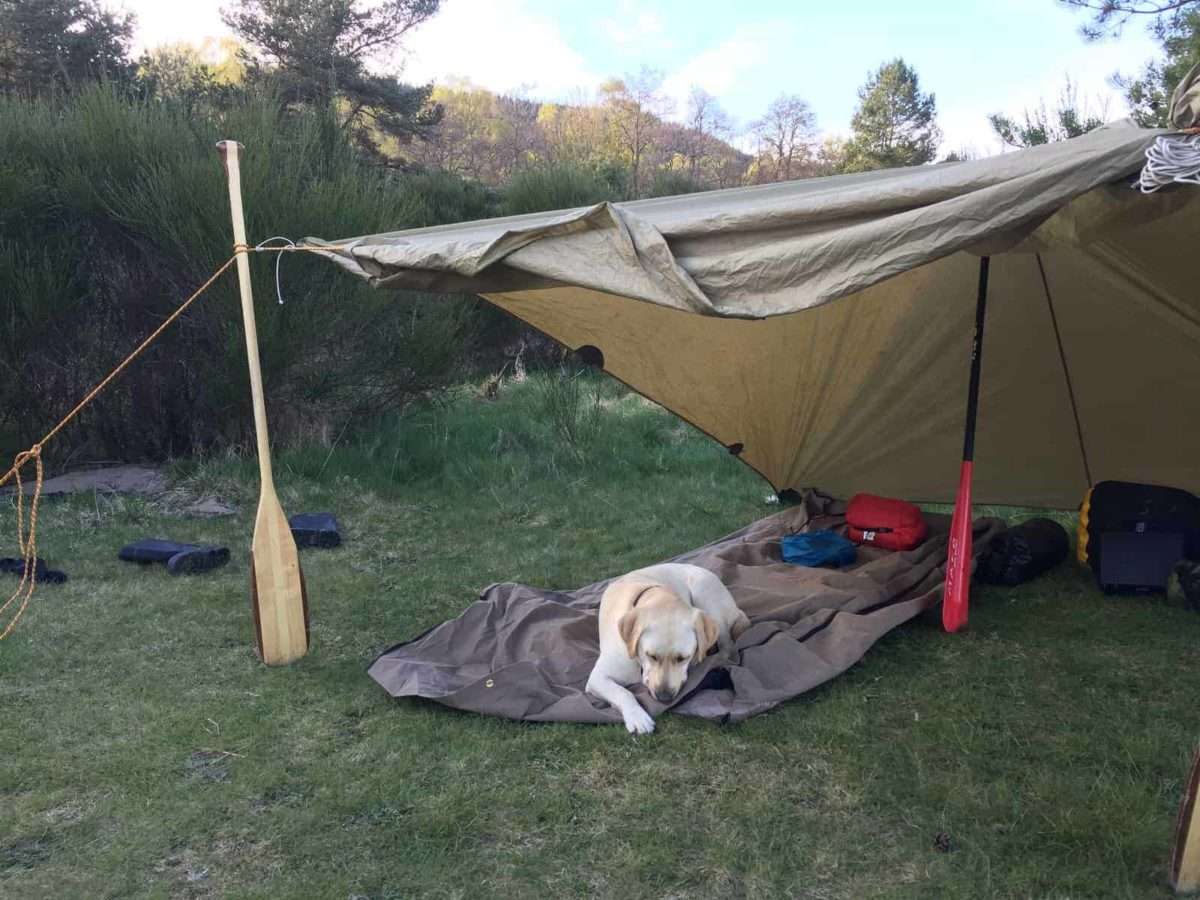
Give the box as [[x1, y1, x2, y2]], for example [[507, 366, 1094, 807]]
[[217, 140, 309, 666], [1171, 747, 1200, 893]]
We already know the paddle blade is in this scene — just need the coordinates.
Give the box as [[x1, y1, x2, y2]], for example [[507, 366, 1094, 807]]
[[1171, 747, 1200, 892], [249, 489, 309, 665], [942, 461, 973, 633]]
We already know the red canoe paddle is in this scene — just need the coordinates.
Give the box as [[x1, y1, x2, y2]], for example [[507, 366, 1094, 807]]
[[943, 256, 990, 634]]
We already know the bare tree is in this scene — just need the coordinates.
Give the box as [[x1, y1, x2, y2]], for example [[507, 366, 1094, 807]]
[[492, 93, 542, 178], [601, 67, 674, 198], [750, 93, 818, 182], [708, 146, 753, 187], [537, 97, 610, 168], [681, 87, 733, 180]]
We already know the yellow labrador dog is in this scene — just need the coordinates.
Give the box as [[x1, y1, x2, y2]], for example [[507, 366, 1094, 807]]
[[586, 563, 750, 734]]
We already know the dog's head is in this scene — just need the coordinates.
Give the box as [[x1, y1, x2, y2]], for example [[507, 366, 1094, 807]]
[[617, 586, 719, 703]]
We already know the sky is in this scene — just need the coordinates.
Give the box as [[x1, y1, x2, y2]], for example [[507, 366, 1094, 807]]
[[117, 0, 1163, 156]]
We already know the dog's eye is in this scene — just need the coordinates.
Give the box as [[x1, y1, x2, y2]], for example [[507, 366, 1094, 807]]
[[674, 655, 686, 664], [647, 654, 659, 663]]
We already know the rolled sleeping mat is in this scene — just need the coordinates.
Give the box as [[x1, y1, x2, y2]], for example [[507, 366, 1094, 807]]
[[977, 517, 1070, 587]]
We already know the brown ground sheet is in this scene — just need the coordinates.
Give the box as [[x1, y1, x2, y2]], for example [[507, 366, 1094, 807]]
[[367, 493, 1004, 724]]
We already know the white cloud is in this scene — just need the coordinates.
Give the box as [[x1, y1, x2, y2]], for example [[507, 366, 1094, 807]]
[[116, 0, 598, 101], [396, 0, 600, 100], [116, 0, 230, 55], [596, 0, 670, 52], [936, 33, 1161, 156], [660, 22, 786, 130]]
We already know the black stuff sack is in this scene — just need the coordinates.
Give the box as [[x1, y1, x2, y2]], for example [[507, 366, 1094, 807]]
[[977, 517, 1070, 587], [1078, 481, 1200, 593]]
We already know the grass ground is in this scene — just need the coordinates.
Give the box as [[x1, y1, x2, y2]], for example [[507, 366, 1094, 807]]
[[2, 376, 1199, 899]]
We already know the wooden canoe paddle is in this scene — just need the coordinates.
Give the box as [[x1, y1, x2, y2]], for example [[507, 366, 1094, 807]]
[[1171, 746, 1200, 893], [217, 140, 309, 666]]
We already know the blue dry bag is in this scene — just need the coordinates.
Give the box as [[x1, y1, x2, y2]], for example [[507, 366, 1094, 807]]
[[780, 530, 857, 568]]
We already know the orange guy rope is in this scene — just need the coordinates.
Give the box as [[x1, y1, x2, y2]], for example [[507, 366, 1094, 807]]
[[0, 237, 355, 641]]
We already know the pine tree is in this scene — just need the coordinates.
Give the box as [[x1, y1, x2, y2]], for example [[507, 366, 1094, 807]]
[[222, 0, 443, 157], [842, 58, 940, 172], [0, 0, 134, 96]]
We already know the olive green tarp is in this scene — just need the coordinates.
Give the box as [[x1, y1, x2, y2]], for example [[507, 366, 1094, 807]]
[[312, 120, 1200, 508]]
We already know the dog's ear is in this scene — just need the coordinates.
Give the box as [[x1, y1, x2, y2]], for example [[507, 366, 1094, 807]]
[[618, 609, 643, 659], [693, 611, 719, 663]]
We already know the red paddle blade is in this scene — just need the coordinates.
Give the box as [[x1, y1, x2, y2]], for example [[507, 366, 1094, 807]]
[[942, 461, 974, 633]]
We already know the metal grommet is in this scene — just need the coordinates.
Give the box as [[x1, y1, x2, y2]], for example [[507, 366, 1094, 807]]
[[484, 678, 494, 688]]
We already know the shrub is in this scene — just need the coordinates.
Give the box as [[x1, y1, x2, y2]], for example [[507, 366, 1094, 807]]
[[0, 86, 481, 463], [395, 170, 497, 227], [500, 162, 618, 215], [647, 169, 706, 198]]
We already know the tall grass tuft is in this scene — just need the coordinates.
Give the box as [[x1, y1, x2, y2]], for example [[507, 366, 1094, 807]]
[[534, 367, 604, 455]]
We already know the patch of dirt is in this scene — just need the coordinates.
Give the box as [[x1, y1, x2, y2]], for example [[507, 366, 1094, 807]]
[[249, 783, 308, 815], [183, 750, 235, 784], [1, 834, 56, 871], [154, 850, 213, 898], [343, 803, 414, 828], [154, 836, 280, 898], [182, 497, 237, 517], [2, 464, 166, 497], [43, 800, 87, 824]]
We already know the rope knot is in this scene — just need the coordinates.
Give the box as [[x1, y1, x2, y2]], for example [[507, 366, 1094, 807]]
[[2, 444, 45, 641]]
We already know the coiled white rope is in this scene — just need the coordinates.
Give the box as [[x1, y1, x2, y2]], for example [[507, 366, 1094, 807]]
[[1138, 133, 1200, 193], [254, 236, 296, 304]]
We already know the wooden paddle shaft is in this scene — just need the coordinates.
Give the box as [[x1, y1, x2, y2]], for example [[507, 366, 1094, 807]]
[[217, 141, 274, 484], [217, 140, 309, 666]]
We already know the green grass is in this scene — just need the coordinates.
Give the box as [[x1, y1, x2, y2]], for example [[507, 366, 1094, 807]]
[[2, 376, 1199, 898]]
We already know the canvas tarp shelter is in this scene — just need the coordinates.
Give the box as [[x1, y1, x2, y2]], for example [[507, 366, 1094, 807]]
[[312, 119, 1200, 508]]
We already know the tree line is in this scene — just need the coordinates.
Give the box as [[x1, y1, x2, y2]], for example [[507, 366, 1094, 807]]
[[3, 1, 1199, 193], [0, 1, 945, 197]]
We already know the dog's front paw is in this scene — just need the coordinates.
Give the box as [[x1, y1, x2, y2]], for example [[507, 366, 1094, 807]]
[[623, 706, 655, 735]]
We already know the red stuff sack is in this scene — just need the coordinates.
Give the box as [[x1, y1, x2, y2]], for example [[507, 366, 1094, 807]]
[[846, 494, 928, 551]]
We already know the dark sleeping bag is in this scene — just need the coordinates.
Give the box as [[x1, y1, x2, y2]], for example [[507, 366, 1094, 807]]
[[977, 517, 1070, 586]]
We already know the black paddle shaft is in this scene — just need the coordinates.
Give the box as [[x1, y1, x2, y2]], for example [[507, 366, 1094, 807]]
[[961, 256, 991, 462]]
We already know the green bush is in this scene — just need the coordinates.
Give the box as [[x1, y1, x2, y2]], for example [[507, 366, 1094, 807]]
[[647, 169, 706, 198], [394, 170, 497, 227], [500, 162, 619, 215], [0, 86, 481, 463]]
